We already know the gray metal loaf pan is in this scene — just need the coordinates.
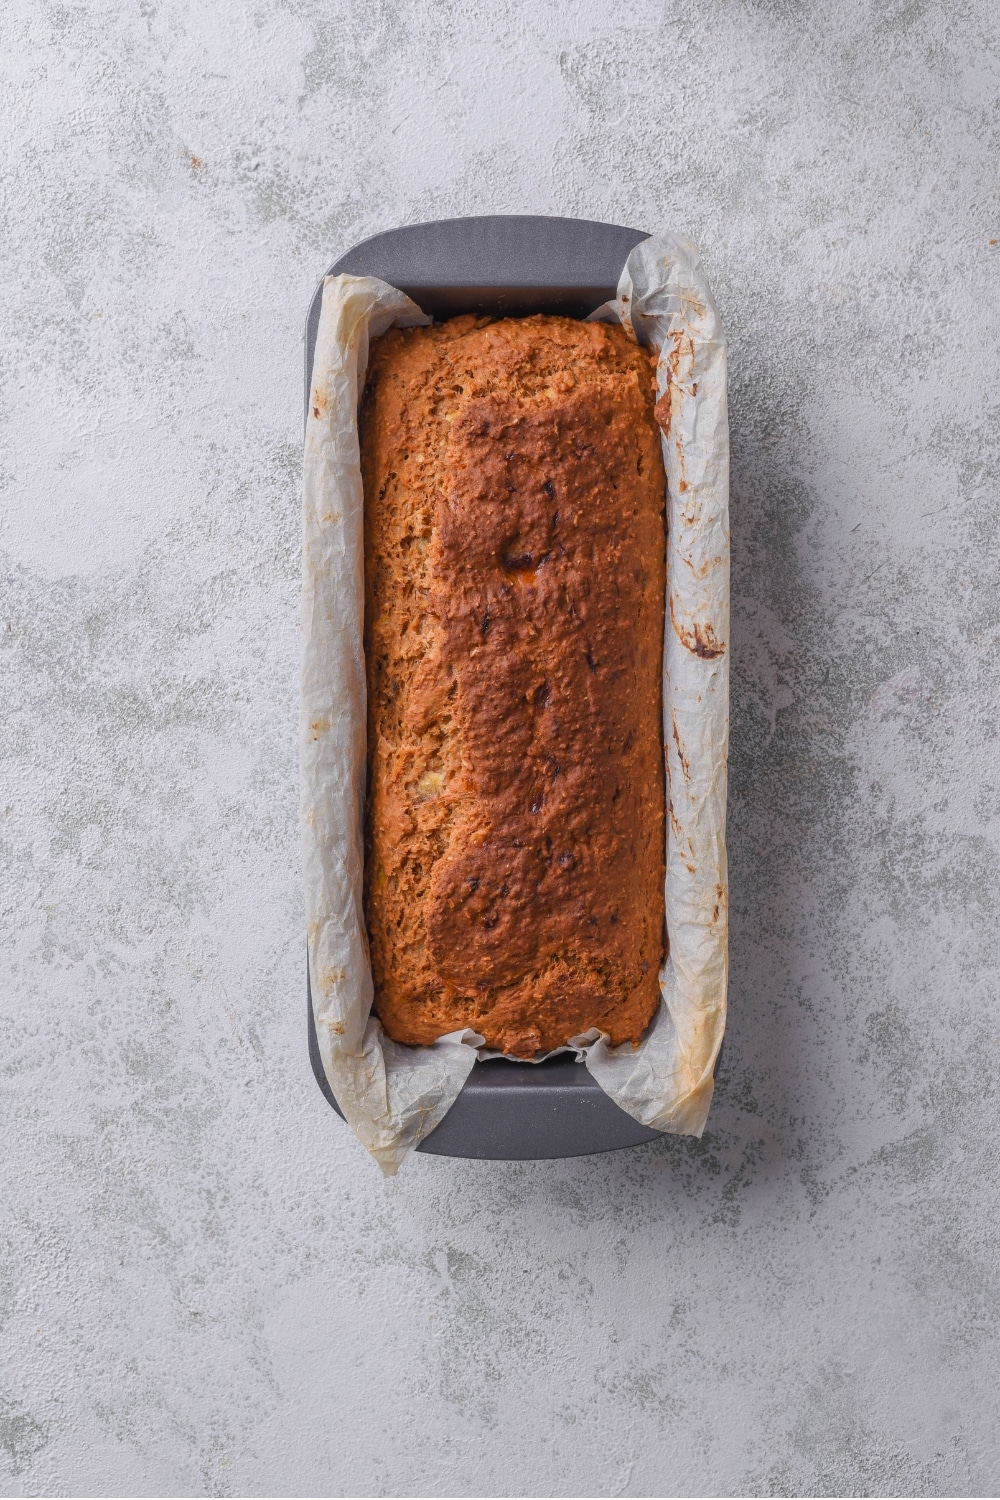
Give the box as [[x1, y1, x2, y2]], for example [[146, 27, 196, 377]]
[[305, 214, 665, 1161]]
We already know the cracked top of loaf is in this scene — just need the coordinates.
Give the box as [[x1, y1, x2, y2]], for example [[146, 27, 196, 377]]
[[360, 313, 666, 1058]]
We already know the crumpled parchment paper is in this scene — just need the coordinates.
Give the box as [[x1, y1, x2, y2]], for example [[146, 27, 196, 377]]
[[302, 231, 729, 1174]]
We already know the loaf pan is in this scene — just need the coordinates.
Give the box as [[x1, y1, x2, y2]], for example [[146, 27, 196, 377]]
[[304, 214, 664, 1160]]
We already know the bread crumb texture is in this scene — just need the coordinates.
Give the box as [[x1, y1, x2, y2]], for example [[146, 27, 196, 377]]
[[360, 314, 666, 1057]]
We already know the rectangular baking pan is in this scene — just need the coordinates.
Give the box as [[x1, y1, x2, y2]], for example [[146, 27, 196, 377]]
[[304, 214, 665, 1160]]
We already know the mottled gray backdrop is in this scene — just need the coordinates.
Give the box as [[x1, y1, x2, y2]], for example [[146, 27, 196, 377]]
[[3, 1, 999, 1495]]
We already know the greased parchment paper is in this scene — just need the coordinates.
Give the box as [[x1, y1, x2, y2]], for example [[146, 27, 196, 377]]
[[302, 232, 729, 1174]]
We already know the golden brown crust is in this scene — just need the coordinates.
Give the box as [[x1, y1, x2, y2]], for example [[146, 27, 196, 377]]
[[360, 314, 666, 1058]]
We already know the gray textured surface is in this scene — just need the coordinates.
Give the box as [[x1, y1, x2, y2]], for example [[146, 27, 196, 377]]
[[2, 1, 999, 1495]]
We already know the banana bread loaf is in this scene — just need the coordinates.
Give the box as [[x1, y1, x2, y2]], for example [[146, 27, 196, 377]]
[[360, 313, 666, 1058]]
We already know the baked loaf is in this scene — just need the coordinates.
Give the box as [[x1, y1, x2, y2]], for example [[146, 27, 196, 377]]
[[360, 314, 666, 1058]]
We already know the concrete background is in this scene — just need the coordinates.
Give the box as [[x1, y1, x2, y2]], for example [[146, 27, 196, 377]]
[[2, 1, 999, 1495]]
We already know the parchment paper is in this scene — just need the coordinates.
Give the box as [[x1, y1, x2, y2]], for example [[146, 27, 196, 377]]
[[302, 232, 729, 1174]]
